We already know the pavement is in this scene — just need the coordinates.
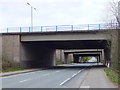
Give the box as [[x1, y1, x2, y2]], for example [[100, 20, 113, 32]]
[[1, 63, 118, 88], [64, 67, 118, 88], [79, 68, 115, 88]]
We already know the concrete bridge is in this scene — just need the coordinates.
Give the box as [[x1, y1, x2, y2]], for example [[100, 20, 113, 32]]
[[64, 49, 103, 63], [73, 52, 101, 63], [0, 29, 120, 71]]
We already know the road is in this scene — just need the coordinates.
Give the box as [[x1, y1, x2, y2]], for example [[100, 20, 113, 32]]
[[2, 63, 117, 88]]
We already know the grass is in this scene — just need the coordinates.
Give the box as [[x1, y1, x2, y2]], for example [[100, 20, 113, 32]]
[[1, 58, 20, 70], [0, 58, 24, 73], [104, 68, 120, 85], [56, 61, 64, 65], [0, 68, 24, 73]]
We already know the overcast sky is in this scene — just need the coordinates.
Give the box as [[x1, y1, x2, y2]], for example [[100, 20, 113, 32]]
[[0, 0, 113, 29]]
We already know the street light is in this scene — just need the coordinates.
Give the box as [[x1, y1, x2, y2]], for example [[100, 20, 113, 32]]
[[27, 3, 36, 32]]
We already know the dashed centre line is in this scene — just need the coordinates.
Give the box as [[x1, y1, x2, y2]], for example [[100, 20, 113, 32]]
[[19, 79, 31, 83], [43, 73, 49, 76], [56, 70, 60, 72]]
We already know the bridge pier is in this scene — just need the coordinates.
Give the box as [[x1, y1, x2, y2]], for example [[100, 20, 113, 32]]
[[73, 55, 79, 63], [64, 54, 73, 64], [104, 47, 111, 66], [64, 54, 69, 64]]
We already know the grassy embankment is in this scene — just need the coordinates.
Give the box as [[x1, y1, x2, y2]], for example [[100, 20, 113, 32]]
[[104, 68, 120, 86], [0, 58, 23, 73]]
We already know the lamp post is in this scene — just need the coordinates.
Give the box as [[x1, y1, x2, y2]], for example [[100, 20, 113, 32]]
[[27, 3, 36, 32]]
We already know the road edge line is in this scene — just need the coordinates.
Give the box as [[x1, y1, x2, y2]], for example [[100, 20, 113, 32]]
[[59, 69, 84, 86]]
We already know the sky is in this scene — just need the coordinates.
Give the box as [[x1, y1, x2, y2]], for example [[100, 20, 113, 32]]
[[0, 0, 114, 29]]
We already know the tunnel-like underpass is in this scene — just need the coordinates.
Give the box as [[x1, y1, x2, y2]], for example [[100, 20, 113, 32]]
[[64, 50, 103, 64], [20, 39, 110, 68], [73, 53, 100, 63]]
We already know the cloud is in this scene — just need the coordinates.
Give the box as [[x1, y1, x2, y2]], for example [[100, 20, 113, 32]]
[[0, 0, 111, 29]]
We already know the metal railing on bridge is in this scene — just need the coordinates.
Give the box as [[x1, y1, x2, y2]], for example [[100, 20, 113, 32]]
[[0, 23, 119, 33]]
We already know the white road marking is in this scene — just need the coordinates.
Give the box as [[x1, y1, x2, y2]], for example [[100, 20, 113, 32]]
[[59, 69, 84, 86], [56, 71, 60, 72], [72, 73, 77, 77], [43, 73, 49, 76], [2, 75, 16, 78], [2, 71, 43, 79], [59, 78, 71, 86], [19, 79, 31, 83], [80, 86, 90, 88]]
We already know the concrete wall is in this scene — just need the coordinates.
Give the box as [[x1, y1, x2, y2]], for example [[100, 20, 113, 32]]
[[73, 55, 79, 63], [2, 35, 20, 63], [21, 31, 111, 42], [2, 34, 56, 69], [110, 30, 119, 72], [64, 54, 73, 64], [21, 42, 56, 68], [55, 50, 64, 62]]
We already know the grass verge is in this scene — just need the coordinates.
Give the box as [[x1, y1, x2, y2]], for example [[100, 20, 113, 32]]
[[56, 61, 64, 65], [104, 68, 120, 85], [0, 68, 24, 73], [0, 58, 23, 73]]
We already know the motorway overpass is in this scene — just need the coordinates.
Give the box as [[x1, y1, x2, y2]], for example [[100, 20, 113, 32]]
[[63, 50, 103, 63], [64, 49, 104, 63], [0, 30, 120, 71], [73, 53, 101, 63]]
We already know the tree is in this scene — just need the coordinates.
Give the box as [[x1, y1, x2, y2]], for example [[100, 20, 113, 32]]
[[107, 0, 120, 28], [82, 57, 91, 62]]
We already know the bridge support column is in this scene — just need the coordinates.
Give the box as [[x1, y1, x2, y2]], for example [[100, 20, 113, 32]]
[[100, 50, 105, 64], [104, 47, 111, 67], [64, 54, 68, 64], [73, 55, 79, 63]]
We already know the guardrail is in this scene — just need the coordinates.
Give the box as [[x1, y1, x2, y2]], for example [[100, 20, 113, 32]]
[[0, 23, 119, 33]]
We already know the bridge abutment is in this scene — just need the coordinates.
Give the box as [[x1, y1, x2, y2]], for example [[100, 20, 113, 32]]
[[21, 42, 56, 68], [2, 35, 20, 63]]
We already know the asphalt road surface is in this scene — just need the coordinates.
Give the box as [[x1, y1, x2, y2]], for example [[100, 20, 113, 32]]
[[2, 63, 117, 88]]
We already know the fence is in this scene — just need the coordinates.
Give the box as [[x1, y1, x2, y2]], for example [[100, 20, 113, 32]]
[[0, 23, 119, 33]]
